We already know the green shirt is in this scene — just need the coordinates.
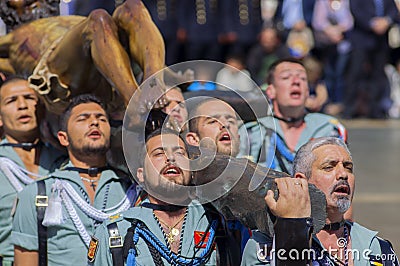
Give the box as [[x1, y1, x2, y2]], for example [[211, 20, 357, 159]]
[[241, 222, 398, 266], [0, 139, 65, 262], [90, 201, 217, 265], [11, 162, 135, 266], [238, 113, 346, 173]]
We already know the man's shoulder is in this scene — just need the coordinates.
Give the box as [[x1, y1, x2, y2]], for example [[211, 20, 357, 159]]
[[350, 221, 379, 239], [18, 175, 54, 196], [242, 231, 273, 265], [241, 117, 276, 131], [304, 113, 347, 139], [305, 112, 341, 124]]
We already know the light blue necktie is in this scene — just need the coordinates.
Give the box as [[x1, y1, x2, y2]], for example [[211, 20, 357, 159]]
[[374, 0, 385, 16]]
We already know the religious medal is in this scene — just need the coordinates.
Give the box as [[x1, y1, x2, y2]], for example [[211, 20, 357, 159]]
[[171, 228, 180, 236], [167, 232, 175, 244]]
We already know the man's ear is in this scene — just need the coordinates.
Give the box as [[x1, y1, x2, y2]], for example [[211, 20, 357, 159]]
[[185, 132, 200, 146], [266, 84, 276, 100], [57, 131, 69, 147], [294, 172, 308, 180], [137, 167, 144, 183]]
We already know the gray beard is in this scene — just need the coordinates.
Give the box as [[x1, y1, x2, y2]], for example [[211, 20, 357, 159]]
[[336, 196, 351, 213]]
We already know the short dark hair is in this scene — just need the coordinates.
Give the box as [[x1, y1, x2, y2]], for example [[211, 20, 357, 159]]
[[59, 94, 107, 131], [139, 128, 188, 167], [0, 75, 30, 92], [266, 58, 305, 85], [187, 98, 224, 134]]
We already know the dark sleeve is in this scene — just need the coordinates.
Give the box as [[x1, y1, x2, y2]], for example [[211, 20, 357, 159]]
[[350, 0, 375, 32], [302, 0, 316, 27], [274, 217, 313, 266], [385, 0, 400, 24]]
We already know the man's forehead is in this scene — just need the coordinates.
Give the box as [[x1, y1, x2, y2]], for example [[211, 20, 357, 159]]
[[313, 145, 352, 162], [166, 89, 184, 100], [197, 100, 236, 116], [71, 103, 106, 116], [146, 134, 186, 150], [275, 62, 306, 73], [1, 80, 34, 97]]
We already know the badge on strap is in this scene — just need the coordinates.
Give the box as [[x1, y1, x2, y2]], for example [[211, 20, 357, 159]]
[[88, 236, 99, 262]]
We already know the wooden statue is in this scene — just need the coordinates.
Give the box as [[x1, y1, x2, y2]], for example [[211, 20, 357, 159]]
[[0, 0, 166, 118]]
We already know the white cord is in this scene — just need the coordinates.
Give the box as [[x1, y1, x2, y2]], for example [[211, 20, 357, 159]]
[[0, 157, 41, 192], [51, 180, 137, 247]]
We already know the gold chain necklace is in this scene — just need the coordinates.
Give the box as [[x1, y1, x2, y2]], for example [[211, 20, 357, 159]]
[[154, 212, 186, 245]]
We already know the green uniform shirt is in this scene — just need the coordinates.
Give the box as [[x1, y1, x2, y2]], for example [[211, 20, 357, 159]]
[[238, 113, 346, 173], [241, 222, 398, 265], [0, 139, 65, 262], [11, 162, 134, 266], [90, 201, 217, 265]]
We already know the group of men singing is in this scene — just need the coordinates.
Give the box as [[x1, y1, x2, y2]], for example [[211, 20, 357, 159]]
[[0, 58, 398, 266]]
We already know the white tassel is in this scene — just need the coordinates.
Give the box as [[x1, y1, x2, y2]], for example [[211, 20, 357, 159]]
[[42, 182, 65, 226]]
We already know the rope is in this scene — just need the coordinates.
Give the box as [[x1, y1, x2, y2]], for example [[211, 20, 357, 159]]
[[60, 188, 92, 246], [51, 180, 137, 247], [266, 132, 276, 169], [274, 133, 295, 162], [78, 186, 90, 204], [0, 157, 42, 192], [55, 180, 136, 220], [127, 220, 218, 266]]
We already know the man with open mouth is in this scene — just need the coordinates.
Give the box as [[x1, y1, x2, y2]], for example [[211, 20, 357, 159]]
[[11, 94, 136, 266], [89, 128, 242, 265], [237, 58, 347, 175], [242, 137, 399, 265], [0, 76, 66, 266], [185, 98, 240, 157]]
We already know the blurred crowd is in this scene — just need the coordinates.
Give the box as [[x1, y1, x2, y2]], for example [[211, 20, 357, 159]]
[[2, 0, 400, 118]]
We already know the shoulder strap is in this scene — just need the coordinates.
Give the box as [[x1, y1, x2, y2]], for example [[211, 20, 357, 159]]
[[377, 237, 399, 266], [122, 219, 165, 266], [107, 222, 124, 266], [257, 125, 291, 173], [36, 180, 48, 266], [203, 203, 241, 266]]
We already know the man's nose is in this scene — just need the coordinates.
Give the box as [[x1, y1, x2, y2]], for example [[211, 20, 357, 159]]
[[90, 117, 99, 126], [16, 97, 28, 109], [166, 155, 176, 163], [336, 164, 349, 180], [219, 119, 230, 130]]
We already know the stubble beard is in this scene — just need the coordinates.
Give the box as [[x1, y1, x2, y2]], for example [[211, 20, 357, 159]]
[[70, 139, 110, 157]]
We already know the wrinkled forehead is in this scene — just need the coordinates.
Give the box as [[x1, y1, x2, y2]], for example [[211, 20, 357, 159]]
[[312, 144, 352, 164], [0, 79, 35, 99]]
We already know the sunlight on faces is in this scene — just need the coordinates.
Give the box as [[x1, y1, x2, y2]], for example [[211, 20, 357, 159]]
[[61, 103, 110, 156], [162, 88, 188, 130], [308, 145, 355, 214], [0, 79, 40, 140], [192, 100, 240, 157], [138, 133, 192, 203], [268, 62, 309, 110]]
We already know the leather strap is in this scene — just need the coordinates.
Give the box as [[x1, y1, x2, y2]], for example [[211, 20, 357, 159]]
[[36, 180, 47, 266], [63, 166, 109, 176], [107, 222, 124, 266]]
